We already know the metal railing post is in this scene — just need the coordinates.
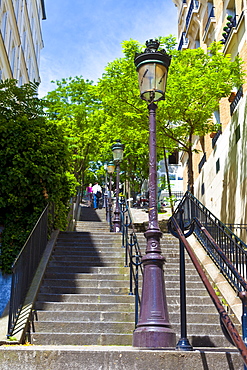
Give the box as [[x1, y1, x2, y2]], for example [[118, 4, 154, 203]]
[[176, 209, 193, 351]]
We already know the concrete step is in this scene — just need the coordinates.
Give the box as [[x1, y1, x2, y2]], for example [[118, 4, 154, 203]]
[[49, 256, 124, 263], [168, 303, 218, 314], [44, 272, 130, 280], [42, 278, 134, 288], [44, 266, 130, 274], [165, 287, 209, 297], [31, 333, 132, 346], [169, 312, 219, 324], [36, 293, 135, 304], [0, 346, 242, 369], [39, 286, 130, 295], [35, 302, 135, 312], [178, 334, 234, 348], [171, 322, 229, 337], [47, 260, 123, 267], [35, 310, 135, 322], [167, 295, 212, 305], [33, 321, 135, 334], [53, 249, 124, 256], [57, 233, 117, 238]]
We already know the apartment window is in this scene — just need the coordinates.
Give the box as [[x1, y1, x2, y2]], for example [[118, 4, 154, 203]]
[[201, 183, 205, 195], [235, 125, 240, 143], [14, 0, 20, 19], [10, 44, 16, 74], [198, 153, 207, 173], [168, 152, 179, 165], [1, 11, 8, 41], [18, 75, 23, 86], [226, 0, 236, 18], [216, 159, 220, 173]]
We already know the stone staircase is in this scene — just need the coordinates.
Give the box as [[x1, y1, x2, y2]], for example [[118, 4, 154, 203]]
[[31, 205, 237, 348], [137, 233, 237, 348], [32, 209, 135, 345], [0, 204, 243, 368]]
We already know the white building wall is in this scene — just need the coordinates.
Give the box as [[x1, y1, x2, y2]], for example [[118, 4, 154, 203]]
[[0, 0, 45, 84]]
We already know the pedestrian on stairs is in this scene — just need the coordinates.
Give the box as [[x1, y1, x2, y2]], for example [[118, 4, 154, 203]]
[[86, 183, 93, 207], [92, 182, 102, 209]]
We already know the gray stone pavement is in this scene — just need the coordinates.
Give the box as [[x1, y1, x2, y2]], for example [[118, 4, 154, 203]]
[[129, 206, 171, 224]]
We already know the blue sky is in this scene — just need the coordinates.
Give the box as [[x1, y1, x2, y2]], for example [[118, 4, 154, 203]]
[[39, 0, 178, 97]]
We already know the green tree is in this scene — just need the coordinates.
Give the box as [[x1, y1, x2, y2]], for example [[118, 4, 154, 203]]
[[158, 42, 244, 193], [98, 37, 178, 195], [0, 80, 77, 272], [44, 76, 104, 189]]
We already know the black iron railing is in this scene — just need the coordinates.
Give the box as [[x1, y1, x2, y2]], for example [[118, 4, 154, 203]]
[[168, 213, 247, 365], [186, 0, 199, 29], [7, 204, 50, 337], [204, 6, 215, 36], [120, 198, 143, 327], [212, 129, 222, 148], [178, 32, 189, 51], [175, 191, 247, 292], [230, 86, 243, 115]]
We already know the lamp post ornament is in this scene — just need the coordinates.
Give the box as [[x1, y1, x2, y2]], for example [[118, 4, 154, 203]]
[[133, 39, 176, 348]]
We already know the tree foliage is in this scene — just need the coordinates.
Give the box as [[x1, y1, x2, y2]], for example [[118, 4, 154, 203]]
[[157, 42, 245, 193], [0, 80, 77, 272], [44, 76, 105, 187]]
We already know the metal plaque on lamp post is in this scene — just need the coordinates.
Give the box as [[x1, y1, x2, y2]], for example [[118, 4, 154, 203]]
[[132, 39, 176, 348]]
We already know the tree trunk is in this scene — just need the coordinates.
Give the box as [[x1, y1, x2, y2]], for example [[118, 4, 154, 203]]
[[187, 146, 194, 195]]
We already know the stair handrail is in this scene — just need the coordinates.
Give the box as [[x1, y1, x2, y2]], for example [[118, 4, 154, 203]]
[[169, 215, 247, 366], [120, 198, 143, 327], [7, 204, 52, 337], [194, 217, 247, 292], [175, 191, 247, 291]]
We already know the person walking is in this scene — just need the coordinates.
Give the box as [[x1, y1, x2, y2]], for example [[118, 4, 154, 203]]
[[86, 183, 93, 207], [92, 182, 102, 209]]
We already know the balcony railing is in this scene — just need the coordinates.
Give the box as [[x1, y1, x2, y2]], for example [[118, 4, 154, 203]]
[[186, 0, 199, 29], [230, 86, 243, 115], [178, 32, 189, 50], [204, 6, 215, 36], [212, 129, 222, 148], [198, 152, 206, 173]]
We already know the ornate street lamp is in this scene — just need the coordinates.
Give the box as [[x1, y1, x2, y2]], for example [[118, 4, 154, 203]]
[[133, 39, 176, 348], [107, 161, 115, 232], [112, 140, 124, 232]]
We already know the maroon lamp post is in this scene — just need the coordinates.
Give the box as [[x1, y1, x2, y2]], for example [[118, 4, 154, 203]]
[[107, 161, 115, 232], [132, 39, 176, 348], [112, 140, 124, 232]]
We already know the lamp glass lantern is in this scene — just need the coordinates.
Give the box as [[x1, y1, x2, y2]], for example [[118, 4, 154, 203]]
[[107, 162, 115, 174], [111, 140, 124, 162], [134, 39, 171, 103]]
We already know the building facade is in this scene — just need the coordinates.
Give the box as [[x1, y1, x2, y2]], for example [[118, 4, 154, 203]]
[[172, 0, 247, 240], [0, 0, 46, 85]]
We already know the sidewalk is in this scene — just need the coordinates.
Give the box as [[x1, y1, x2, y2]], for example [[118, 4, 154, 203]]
[[129, 207, 171, 224]]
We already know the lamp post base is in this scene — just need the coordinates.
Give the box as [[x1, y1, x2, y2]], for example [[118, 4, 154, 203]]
[[132, 229, 176, 348], [133, 326, 176, 348]]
